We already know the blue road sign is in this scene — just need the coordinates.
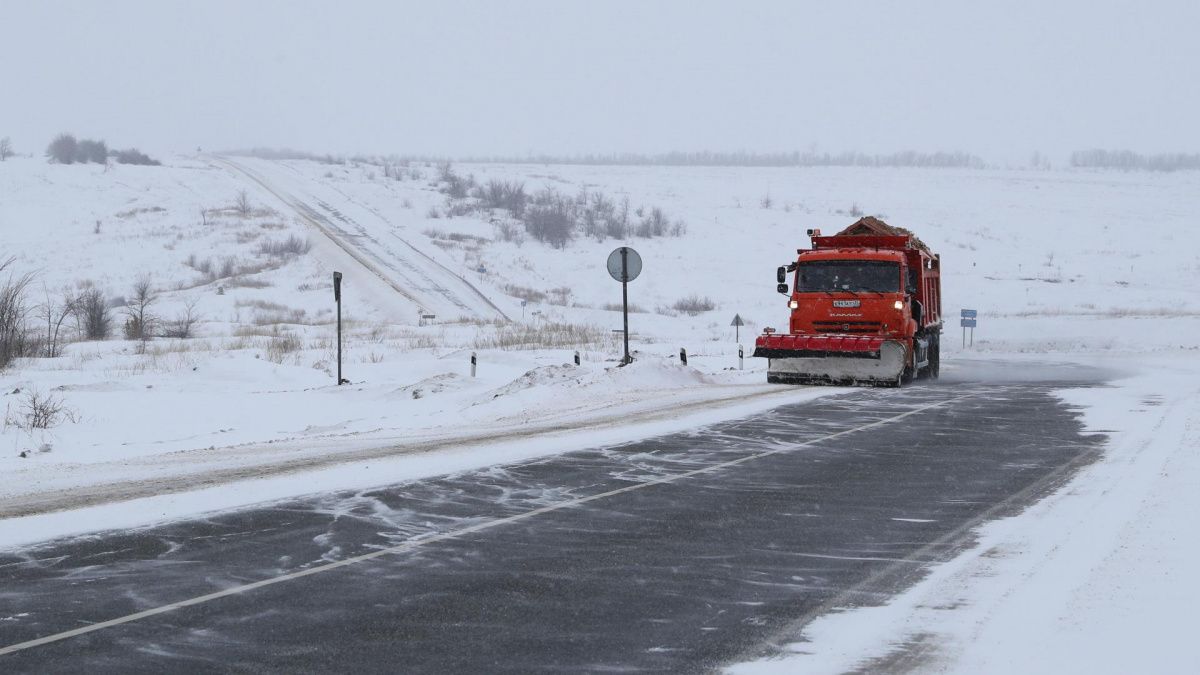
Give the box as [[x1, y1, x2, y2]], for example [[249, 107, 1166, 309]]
[[961, 309, 977, 319], [960, 318, 977, 328]]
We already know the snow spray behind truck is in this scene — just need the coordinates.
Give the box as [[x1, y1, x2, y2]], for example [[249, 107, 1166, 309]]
[[753, 217, 942, 386]]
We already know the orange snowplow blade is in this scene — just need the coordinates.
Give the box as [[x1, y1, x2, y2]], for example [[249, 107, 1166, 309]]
[[753, 334, 906, 386]]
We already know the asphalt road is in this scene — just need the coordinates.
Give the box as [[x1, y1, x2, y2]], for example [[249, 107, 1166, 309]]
[[0, 366, 1105, 673]]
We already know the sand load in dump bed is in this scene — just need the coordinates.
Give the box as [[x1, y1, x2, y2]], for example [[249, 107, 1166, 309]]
[[836, 216, 932, 254]]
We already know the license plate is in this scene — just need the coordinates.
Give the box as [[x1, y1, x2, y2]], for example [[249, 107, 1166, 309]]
[[833, 300, 861, 308]]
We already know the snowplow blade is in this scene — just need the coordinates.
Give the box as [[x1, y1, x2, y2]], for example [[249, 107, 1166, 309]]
[[753, 334, 906, 386]]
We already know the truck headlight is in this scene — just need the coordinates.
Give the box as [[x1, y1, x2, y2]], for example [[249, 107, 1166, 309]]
[[788, 300, 799, 309], [893, 300, 904, 310]]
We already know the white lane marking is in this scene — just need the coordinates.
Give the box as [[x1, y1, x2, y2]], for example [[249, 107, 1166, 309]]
[[0, 395, 968, 657]]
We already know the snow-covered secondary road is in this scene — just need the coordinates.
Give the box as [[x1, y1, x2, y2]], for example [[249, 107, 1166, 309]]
[[214, 156, 510, 322], [0, 371, 1105, 670]]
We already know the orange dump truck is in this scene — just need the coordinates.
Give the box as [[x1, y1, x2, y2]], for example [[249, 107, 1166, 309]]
[[753, 217, 942, 386]]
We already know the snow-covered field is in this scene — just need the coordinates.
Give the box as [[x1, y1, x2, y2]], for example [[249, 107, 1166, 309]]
[[2, 154, 1199, 671]]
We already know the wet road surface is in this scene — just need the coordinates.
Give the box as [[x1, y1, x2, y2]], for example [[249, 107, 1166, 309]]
[[0, 371, 1105, 672]]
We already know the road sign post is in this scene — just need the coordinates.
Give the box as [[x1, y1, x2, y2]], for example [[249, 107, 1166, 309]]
[[960, 309, 978, 350], [607, 247, 642, 365], [731, 313, 745, 343]]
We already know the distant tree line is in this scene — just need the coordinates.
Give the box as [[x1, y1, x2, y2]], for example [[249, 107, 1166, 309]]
[[1069, 149, 1200, 172], [400, 150, 988, 169], [231, 147, 988, 169], [45, 133, 160, 166]]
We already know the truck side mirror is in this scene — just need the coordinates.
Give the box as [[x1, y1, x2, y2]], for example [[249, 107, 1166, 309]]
[[777, 283, 789, 295], [776, 266, 787, 284]]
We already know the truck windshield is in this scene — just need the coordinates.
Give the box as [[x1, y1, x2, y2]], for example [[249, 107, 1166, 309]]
[[796, 260, 900, 293]]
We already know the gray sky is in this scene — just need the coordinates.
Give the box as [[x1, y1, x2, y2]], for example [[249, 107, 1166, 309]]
[[2, 0, 1197, 161]]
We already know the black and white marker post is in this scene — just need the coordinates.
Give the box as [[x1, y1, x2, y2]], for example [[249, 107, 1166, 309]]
[[333, 271, 347, 385], [606, 246, 643, 366]]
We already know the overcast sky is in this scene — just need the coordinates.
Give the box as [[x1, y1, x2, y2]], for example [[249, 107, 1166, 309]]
[[2, 0, 1197, 162]]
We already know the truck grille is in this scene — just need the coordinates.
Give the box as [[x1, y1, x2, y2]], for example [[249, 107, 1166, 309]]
[[812, 321, 883, 334]]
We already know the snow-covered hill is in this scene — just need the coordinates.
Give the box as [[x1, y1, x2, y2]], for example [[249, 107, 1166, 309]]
[[1, 154, 1198, 515]]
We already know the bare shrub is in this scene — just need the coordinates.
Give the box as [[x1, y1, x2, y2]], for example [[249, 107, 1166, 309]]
[[474, 322, 617, 351], [524, 189, 575, 248], [480, 180, 527, 216], [77, 139, 108, 164], [8, 389, 73, 430], [607, 197, 631, 239], [161, 298, 202, 338], [256, 235, 312, 258], [113, 148, 160, 165], [45, 133, 78, 164], [443, 200, 476, 218], [74, 287, 112, 340], [636, 207, 670, 238], [601, 302, 646, 313], [0, 137, 13, 161], [493, 220, 525, 245], [503, 284, 547, 304], [671, 295, 716, 315], [234, 190, 253, 217], [760, 194, 773, 209], [548, 287, 572, 306], [264, 332, 303, 364]]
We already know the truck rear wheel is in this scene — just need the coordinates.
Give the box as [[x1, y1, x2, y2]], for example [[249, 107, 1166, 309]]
[[929, 335, 941, 380]]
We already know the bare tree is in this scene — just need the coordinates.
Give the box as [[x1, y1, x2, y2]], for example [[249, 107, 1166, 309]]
[[39, 286, 76, 358], [0, 258, 34, 369], [0, 137, 13, 161], [123, 276, 158, 349], [234, 190, 252, 217]]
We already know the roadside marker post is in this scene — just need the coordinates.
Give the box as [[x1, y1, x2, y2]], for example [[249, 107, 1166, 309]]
[[470, 352, 477, 377], [680, 348, 688, 366], [574, 350, 581, 366], [333, 271, 347, 385], [738, 344, 744, 370]]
